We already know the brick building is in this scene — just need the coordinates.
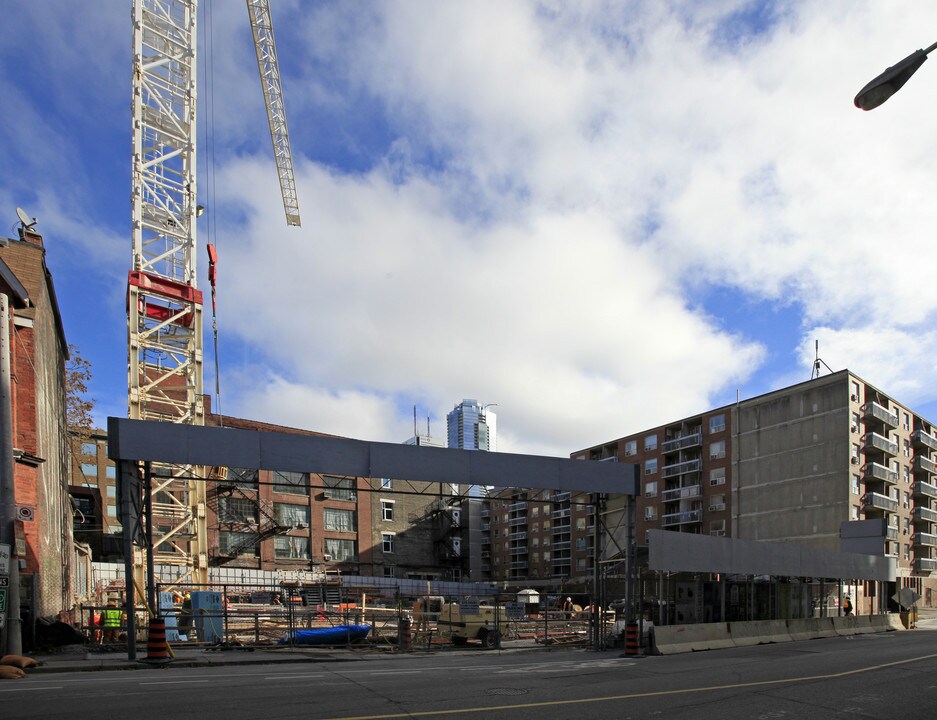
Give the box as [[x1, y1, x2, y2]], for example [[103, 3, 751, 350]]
[[1, 227, 73, 631]]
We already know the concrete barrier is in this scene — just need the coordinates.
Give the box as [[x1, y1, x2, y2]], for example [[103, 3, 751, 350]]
[[652, 622, 735, 655], [831, 615, 874, 636], [868, 614, 898, 633], [728, 620, 793, 647], [787, 617, 836, 641]]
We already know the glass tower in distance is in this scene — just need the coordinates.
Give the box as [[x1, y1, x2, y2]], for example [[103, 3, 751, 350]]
[[447, 399, 497, 451]]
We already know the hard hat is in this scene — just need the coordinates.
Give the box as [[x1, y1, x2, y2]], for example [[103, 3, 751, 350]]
[[566, 597, 572, 602]]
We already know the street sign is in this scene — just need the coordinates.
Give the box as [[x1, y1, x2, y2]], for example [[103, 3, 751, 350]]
[[0, 576, 9, 588], [0, 543, 10, 575], [0, 587, 7, 613]]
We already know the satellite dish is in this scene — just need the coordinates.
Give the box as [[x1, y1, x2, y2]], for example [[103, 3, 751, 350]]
[[16, 207, 37, 229]]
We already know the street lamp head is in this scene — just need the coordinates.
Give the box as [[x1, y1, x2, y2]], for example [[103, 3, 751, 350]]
[[854, 44, 935, 110]]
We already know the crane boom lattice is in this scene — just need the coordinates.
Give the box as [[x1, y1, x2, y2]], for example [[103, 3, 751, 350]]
[[247, 0, 302, 227]]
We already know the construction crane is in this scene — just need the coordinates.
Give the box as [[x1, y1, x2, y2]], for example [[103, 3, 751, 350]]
[[128, 0, 300, 590]]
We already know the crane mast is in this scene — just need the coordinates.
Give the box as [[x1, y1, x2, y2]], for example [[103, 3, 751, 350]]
[[130, 0, 207, 587], [129, 0, 300, 592]]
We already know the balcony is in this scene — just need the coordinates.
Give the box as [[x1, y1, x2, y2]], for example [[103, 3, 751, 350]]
[[914, 481, 937, 500], [661, 509, 703, 527], [553, 492, 571, 503], [914, 532, 937, 548], [913, 557, 937, 572], [480, 508, 490, 518], [662, 432, 702, 454], [508, 531, 527, 541], [662, 459, 702, 479], [915, 455, 937, 475], [552, 508, 571, 519], [864, 432, 898, 456], [508, 516, 527, 527], [886, 526, 899, 541], [863, 401, 899, 428], [915, 506, 937, 522], [509, 546, 528, 556], [861, 492, 899, 512], [552, 540, 571, 551], [661, 484, 702, 502], [914, 429, 937, 452], [510, 560, 528, 569], [508, 501, 528, 512], [863, 462, 899, 485]]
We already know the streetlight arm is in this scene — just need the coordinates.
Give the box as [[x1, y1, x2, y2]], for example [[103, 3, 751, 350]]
[[854, 40, 937, 110]]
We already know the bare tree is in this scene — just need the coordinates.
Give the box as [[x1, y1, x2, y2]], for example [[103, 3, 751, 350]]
[[66, 343, 94, 437]]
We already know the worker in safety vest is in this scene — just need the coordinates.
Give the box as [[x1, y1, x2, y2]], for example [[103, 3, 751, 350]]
[[100, 598, 124, 644]]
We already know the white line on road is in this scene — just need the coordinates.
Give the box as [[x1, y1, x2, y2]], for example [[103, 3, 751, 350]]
[[0, 686, 64, 692], [139, 680, 211, 685], [263, 675, 326, 680]]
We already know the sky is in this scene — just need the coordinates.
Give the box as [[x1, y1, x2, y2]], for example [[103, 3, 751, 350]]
[[4, 1, 937, 458]]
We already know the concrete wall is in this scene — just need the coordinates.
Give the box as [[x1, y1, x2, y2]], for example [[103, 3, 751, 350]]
[[734, 373, 850, 550]]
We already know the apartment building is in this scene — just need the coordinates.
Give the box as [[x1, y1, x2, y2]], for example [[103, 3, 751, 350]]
[[573, 370, 937, 610], [482, 489, 596, 591]]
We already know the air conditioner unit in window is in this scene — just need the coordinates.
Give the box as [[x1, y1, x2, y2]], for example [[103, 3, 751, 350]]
[[322, 490, 333, 499], [710, 530, 725, 537], [851, 425, 859, 433], [851, 394, 859, 401], [850, 457, 860, 465], [348, 494, 357, 503], [322, 554, 333, 561]]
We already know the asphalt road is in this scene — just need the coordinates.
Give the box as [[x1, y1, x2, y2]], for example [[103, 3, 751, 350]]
[[4, 631, 937, 719]]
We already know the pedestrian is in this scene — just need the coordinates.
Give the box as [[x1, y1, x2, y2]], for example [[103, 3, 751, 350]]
[[563, 597, 573, 620], [843, 595, 853, 616], [99, 598, 124, 644]]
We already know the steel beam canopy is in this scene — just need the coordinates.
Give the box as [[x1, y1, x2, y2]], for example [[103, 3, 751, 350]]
[[107, 417, 638, 495]]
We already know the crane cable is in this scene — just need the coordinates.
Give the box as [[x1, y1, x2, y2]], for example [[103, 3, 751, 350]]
[[201, 0, 223, 424]]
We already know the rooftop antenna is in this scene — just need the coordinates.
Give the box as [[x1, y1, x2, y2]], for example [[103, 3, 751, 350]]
[[811, 339, 833, 379], [413, 405, 418, 438], [15, 207, 37, 231]]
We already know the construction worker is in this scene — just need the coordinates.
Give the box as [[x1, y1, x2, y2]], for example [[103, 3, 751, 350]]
[[563, 597, 573, 620], [100, 598, 124, 644]]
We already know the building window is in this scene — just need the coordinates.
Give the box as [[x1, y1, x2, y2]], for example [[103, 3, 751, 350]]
[[106, 485, 117, 498], [274, 535, 310, 559], [219, 497, 259, 524], [323, 476, 355, 501], [219, 531, 258, 557], [645, 458, 658, 475], [624, 440, 637, 456], [904, 412, 911, 430], [709, 414, 725, 433], [903, 492, 910, 509], [851, 475, 860, 495], [710, 468, 726, 486], [324, 508, 356, 532], [107, 504, 118, 518], [274, 503, 309, 528], [227, 467, 259, 487], [851, 444, 860, 461], [383, 565, 396, 578], [324, 538, 356, 562], [81, 463, 97, 478], [710, 494, 725, 511], [81, 442, 97, 456], [105, 465, 116, 479], [531, 506, 539, 517], [851, 506, 859, 520], [576, 517, 586, 531], [851, 413, 860, 432], [904, 544, 911, 561], [645, 480, 658, 497], [644, 434, 657, 451], [710, 441, 726, 460], [644, 506, 656, 520], [381, 478, 392, 489], [381, 500, 394, 521], [903, 465, 910, 484], [710, 519, 725, 535], [382, 533, 395, 553], [851, 380, 860, 400], [272, 470, 308, 496]]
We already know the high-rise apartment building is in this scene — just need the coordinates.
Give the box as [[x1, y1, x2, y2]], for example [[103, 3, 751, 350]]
[[447, 399, 497, 452], [573, 369, 937, 613]]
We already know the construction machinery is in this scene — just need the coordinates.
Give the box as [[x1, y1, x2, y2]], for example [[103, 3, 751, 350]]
[[128, 0, 300, 590]]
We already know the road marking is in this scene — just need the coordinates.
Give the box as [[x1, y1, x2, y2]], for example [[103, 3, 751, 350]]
[[264, 674, 326, 680], [317, 651, 937, 720], [139, 680, 211, 686], [0, 686, 64, 692]]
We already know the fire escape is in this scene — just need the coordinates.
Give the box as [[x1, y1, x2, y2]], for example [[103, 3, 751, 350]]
[[208, 468, 292, 564]]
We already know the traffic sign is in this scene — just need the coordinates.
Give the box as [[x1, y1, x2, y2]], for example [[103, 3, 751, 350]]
[[0, 587, 7, 613], [0, 576, 9, 588], [0, 543, 10, 575]]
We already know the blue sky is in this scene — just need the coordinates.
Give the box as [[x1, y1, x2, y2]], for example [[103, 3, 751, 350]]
[[4, 1, 937, 456]]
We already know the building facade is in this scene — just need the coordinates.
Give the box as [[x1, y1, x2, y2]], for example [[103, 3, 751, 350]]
[[447, 399, 497, 452], [573, 370, 937, 613], [1, 227, 73, 634]]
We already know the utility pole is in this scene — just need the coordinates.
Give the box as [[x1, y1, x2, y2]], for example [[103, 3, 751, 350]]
[[1, 292, 22, 654]]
